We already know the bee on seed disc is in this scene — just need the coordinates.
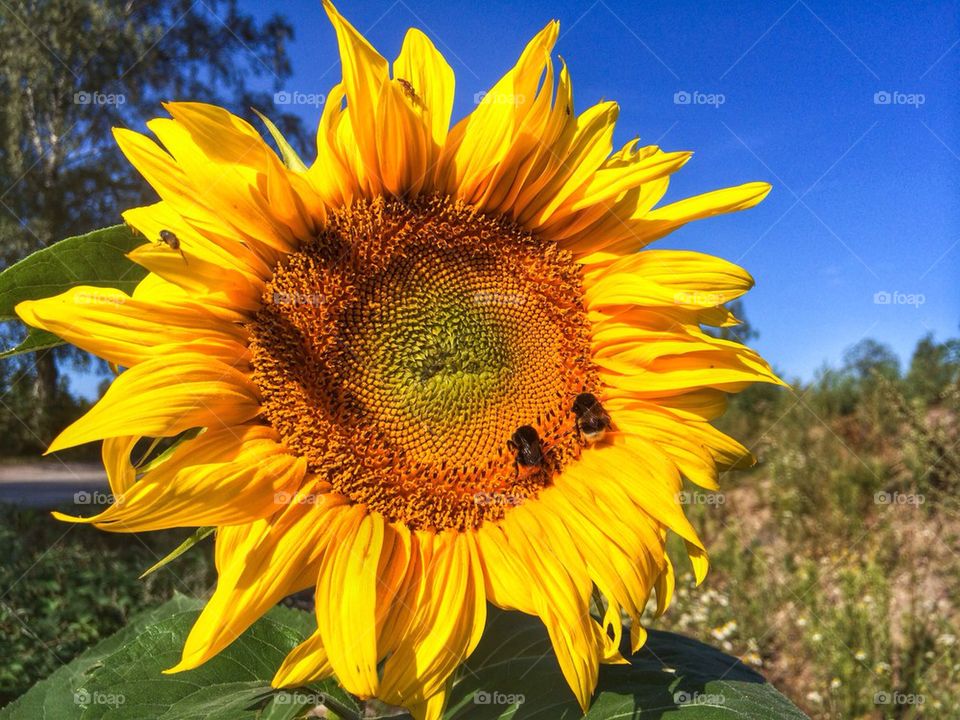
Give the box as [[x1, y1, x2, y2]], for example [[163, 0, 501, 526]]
[[507, 425, 544, 477], [572, 392, 611, 443]]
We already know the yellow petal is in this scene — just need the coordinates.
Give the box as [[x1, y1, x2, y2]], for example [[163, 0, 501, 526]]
[[439, 21, 559, 200], [580, 181, 772, 263], [54, 426, 305, 531], [322, 0, 388, 194], [585, 249, 754, 310], [16, 286, 248, 368], [315, 507, 384, 698], [101, 436, 139, 496], [171, 487, 349, 672], [46, 353, 260, 453], [147, 117, 297, 256], [380, 531, 486, 707], [518, 101, 619, 228], [393, 28, 455, 181], [375, 78, 429, 196]]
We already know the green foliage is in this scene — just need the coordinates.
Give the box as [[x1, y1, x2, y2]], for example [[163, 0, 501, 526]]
[[667, 330, 960, 719], [0, 594, 359, 720], [0, 0, 305, 264], [1, 590, 805, 720], [0, 347, 91, 456], [904, 333, 960, 405], [0, 506, 215, 705], [447, 608, 807, 719], [0, 225, 147, 358]]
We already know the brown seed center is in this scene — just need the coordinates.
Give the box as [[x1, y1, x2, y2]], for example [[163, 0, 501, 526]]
[[249, 195, 598, 529]]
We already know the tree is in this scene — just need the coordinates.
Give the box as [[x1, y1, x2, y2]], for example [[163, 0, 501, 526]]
[[904, 333, 960, 404], [841, 338, 900, 383], [0, 0, 306, 443], [705, 299, 759, 344]]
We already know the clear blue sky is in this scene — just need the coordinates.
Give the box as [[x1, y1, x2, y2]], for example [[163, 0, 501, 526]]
[[75, 0, 960, 396]]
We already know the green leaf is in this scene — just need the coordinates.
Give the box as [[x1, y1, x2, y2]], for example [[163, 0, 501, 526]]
[[444, 607, 809, 719], [0, 595, 357, 720], [1, 597, 806, 720], [0, 224, 148, 357], [0, 328, 63, 360], [138, 528, 215, 579], [134, 429, 204, 476], [0, 594, 197, 720]]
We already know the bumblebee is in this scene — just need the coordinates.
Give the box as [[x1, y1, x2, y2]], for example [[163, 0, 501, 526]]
[[507, 425, 544, 476], [572, 392, 611, 443]]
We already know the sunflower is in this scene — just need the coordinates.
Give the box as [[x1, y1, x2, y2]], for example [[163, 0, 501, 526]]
[[16, 2, 781, 718]]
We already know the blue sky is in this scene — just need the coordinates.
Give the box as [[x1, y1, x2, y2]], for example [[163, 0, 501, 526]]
[[73, 0, 959, 395]]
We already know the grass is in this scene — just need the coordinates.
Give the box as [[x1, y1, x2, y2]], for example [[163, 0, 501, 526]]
[[653, 368, 960, 719]]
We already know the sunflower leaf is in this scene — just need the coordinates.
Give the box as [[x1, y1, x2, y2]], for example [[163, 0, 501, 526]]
[[138, 527, 215, 579], [444, 606, 809, 719], [0, 595, 359, 720], [0, 327, 64, 359], [0, 224, 148, 354]]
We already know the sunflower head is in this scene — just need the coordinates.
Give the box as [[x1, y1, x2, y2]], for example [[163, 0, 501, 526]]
[[250, 193, 598, 531], [15, 2, 781, 718]]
